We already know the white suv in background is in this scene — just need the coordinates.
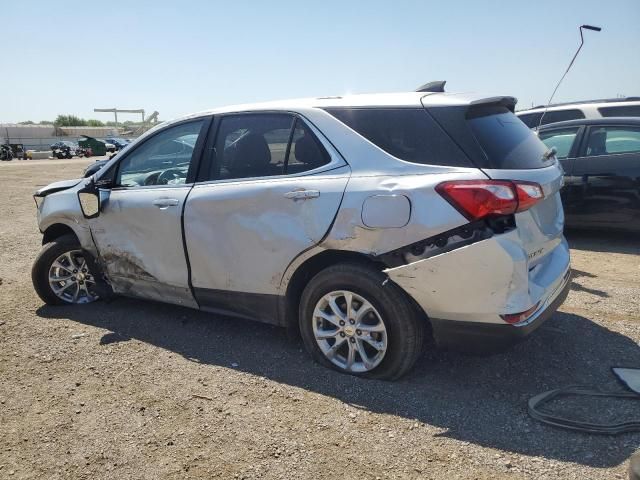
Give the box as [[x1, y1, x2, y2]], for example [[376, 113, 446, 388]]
[[516, 97, 640, 128]]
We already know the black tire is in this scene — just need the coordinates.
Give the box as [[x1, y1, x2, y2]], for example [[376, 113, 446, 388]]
[[299, 262, 425, 380], [32, 234, 93, 306]]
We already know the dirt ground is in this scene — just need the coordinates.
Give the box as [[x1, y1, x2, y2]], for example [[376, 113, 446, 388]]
[[1, 158, 639, 479]]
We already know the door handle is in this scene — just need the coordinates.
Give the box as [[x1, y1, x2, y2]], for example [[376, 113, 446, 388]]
[[284, 189, 320, 200], [152, 198, 180, 208]]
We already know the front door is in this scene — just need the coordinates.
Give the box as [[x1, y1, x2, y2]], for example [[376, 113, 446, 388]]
[[90, 118, 209, 306], [184, 113, 350, 323], [570, 124, 640, 230], [537, 126, 583, 223]]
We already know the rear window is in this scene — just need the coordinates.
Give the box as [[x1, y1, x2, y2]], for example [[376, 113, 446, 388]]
[[517, 109, 585, 128], [468, 108, 552, 169], [324, 108, 473, 167], [598, 105, 640, 117]]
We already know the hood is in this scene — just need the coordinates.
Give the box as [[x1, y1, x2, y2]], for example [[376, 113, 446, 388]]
[[34, 178, 82, 197]]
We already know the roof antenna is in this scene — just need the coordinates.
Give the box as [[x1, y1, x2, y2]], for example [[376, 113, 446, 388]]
[[415, 80, 446, 93], [537, 25, 601, 129]]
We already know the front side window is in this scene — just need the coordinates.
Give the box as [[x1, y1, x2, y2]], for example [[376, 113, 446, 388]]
[[586, 126, 640, 156], [538, 127, 580, 159], [116, 120, 204, 187], [208, 114, 330, 180]]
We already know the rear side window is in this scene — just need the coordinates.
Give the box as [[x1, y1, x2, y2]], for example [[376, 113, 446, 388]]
[[517, 109, 585, 128], [206, 114, 331, 181], [212, 114, 293, 180], [288, 119, 331, 174], [324, 108, 473, 167], [598, 105, 640, 117], [538, 127, 580, 159], [468, 108, 551, 169], [517, 113, 539, 128]]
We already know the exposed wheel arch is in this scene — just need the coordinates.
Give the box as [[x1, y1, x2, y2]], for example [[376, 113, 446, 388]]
[[42, 223, 78, 245], [283, 250, 430, 335]]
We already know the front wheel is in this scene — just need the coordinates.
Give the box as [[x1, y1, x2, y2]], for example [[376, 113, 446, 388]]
[[299, 263, 425, 380], [32, 234, 99, 305]]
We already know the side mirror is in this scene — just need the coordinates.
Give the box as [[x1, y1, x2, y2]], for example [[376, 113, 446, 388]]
[[77, 180, 100, 219]]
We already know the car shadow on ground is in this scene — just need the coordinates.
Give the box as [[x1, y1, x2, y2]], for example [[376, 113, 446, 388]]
[[566, 229, 640, 255], [37, 298, 640, 469]]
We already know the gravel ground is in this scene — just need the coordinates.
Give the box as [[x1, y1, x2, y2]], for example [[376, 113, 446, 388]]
[[0, 158, 639, 479]]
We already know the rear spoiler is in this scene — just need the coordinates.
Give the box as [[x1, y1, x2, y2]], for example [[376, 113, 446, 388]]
[[469, 96, 517, 113]]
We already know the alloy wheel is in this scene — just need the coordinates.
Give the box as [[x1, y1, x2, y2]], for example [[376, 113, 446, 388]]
[[48, 250, 98, 304], [312, 290, 387, 373]]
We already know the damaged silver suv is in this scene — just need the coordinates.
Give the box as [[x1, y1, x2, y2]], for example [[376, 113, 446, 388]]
[[32, 91, 571, 379]]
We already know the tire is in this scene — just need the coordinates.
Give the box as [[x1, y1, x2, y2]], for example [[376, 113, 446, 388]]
[[32, 234, 99, 306], [299, 262, 425, 380]]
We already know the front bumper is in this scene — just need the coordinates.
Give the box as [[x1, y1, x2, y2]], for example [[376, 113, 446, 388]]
[[430, 270, 571, 351]]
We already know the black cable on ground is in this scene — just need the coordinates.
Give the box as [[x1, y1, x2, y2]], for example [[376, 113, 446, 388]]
[[528, 385, 640, 435]]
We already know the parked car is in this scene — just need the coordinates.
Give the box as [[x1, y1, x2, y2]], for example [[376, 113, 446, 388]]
[[103, 141, 117, 153], [31, 92, 571, 379], [50, 141, 79, 159], [105, 137, 131, 150], [538, 117, 640, 232], [0, 144, 13, 161], [516, 97, 640, 128]]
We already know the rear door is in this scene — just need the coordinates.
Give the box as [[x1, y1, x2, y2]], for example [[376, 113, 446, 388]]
[[184, 112, 350, 323], [569, 124, 640, 230]]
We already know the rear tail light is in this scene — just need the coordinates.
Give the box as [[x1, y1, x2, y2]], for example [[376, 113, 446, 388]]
[[501, 302, 540, 324], [435, 180, 544, 221], [514, 182, 545, 212]]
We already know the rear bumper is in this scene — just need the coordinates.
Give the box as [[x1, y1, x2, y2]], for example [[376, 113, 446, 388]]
[[430, 271, 571, 351], [384, 228, 571, 352]]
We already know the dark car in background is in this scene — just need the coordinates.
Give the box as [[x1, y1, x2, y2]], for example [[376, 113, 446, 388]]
[[538, 117, 640, 232], [105, 137, 131, 150]]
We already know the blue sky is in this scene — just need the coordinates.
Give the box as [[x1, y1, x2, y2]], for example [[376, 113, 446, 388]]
[[2, 0, 639, 123]]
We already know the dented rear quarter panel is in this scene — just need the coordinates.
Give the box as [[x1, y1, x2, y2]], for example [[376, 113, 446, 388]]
[[320, 170, 487, 256]]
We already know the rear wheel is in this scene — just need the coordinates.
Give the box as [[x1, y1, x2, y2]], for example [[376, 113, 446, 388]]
[[32, 234, 99, 305], [299, 262, 424, 380]]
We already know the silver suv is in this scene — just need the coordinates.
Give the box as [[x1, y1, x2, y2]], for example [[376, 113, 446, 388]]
[[32, 92, 571, 379]]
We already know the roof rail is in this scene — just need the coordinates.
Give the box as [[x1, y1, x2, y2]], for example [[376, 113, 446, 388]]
[[415, 81, 446, 93]]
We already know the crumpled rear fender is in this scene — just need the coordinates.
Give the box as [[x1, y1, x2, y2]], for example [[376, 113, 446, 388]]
[[384, 229, 569, 324]]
